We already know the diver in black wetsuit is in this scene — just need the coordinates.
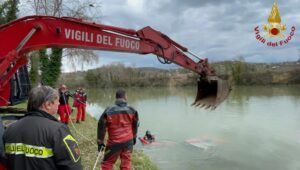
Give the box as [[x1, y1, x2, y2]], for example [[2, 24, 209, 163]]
[[143, 130, 155, 143]]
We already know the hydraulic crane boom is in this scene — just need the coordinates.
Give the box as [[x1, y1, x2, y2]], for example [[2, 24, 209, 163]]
[[0, 16, 230, 109]]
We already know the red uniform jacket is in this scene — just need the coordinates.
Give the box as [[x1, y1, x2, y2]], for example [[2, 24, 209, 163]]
[[73, 92, 80, 107], [97, 99, 139, 145], [79, 92, 87, 107]]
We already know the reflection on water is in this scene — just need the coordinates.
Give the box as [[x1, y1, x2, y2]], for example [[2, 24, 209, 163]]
[[86, 85, 300, 170]]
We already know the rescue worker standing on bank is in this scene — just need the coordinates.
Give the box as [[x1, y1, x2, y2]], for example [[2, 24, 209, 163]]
[[97, 89, 139, 170], [79, 88, 87, 122], [74, 88, 81, 123], [3, 85, 82, 170], [58, 84, 72, 124], [75, 87, 87, 123]]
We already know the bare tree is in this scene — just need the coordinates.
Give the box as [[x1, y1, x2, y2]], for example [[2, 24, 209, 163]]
[[27, 0, 102, 70], [63, 48, 98, 71], [31, 0, 63, 16]]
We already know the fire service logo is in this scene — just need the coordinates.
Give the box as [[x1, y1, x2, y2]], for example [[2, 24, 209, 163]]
[[254, 1, 296, 47]]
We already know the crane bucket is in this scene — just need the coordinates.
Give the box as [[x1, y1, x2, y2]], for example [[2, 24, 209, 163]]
[[192, 76, 231, 109]]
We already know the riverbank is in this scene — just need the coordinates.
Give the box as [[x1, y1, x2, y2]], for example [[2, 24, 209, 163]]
[[68, 112, 159, 170], [4, 102, 158, 170]]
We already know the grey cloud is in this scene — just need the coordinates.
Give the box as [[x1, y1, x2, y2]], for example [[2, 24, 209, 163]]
[[146, 0, 238, 13]]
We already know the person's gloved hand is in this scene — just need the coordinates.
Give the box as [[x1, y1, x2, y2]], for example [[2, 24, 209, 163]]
[[98, 143, 105, 152], [133, 138, 136, 145]]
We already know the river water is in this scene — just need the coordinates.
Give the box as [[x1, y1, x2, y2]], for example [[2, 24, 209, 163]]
[[86, 85, 300, 170]]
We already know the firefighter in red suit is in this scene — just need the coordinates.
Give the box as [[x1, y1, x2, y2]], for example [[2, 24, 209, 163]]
[[75, 87, 87, 123], [79, 88, 87, 121], [97, 89, 139, 170], [73, 89, 80, 109], [58, 84, 72, 124], [74, 88, 81, 123]]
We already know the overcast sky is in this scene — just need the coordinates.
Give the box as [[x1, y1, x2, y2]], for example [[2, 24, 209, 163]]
[[18, 0, 300, 72]]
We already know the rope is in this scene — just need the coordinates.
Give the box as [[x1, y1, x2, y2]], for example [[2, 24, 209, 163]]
[[67, 113, 97, 147], [65, 104, 105, 169], [61, 93, 97, 147], [61, 93, 104, 168], [92, 148, 105, 170]]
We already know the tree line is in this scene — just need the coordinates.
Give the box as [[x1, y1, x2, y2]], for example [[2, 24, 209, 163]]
[[213, 61, 300, 85], [59, 63, 198, 88], [59, 61, 300, 88]]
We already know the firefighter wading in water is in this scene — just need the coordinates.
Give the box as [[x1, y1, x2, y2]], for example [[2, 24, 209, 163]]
[[3, 85, 82, 170], [97, 89, 139, 170]]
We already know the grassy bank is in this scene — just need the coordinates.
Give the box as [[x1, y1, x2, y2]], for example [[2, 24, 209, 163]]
[[68, 112, 159, 170], [4, 102, 158, 170]]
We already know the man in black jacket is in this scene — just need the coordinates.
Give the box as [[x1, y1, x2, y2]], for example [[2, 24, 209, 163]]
[[4, 85, 82, 170]]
